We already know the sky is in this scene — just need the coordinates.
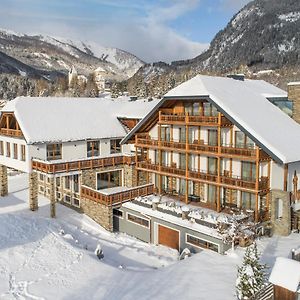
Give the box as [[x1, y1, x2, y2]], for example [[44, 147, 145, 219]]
[[0, 0, 251, 63]]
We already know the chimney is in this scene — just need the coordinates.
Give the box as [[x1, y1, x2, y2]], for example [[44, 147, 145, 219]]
[[288, 82, 300, 124]]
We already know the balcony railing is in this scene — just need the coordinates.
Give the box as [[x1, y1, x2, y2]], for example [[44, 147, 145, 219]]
[[0, 128, 23, 137], [136, 137, 269, 160], [159, 114, 232, 126], [137, 161, 269, 192], [32, 155, 135, 174], [81, 184, 154, 206]]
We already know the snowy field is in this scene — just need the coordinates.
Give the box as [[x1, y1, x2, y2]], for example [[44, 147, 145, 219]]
[[0, 174, 299, 300]]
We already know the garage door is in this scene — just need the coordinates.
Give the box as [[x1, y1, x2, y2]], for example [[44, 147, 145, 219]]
[[158, 225, 179, 250]]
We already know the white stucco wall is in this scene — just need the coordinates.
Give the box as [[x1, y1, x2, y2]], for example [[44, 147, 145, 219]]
[[62, 141, 86, 160], [270, 161, 284, 190], [0, 136, 29, 172]]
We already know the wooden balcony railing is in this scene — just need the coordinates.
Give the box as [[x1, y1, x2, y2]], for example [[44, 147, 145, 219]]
[[81, 184, 154, 206], [159, 114, 232, 126], [32, 155, 135, 174], [0, 128, 23, 137], [136, 137, 268, 160], [137, 161, 269, 192]]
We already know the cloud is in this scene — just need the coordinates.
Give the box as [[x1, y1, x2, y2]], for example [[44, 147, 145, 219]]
[[0, 0, 209, 63]]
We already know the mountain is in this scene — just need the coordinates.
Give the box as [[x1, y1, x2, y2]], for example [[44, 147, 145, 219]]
[[0, 29, 144, 81], [119, 0, 300, 97]]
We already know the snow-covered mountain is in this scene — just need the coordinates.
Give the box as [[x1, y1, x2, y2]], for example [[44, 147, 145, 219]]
[[0, 29, 144, 80], [120, 0, 300, 97]]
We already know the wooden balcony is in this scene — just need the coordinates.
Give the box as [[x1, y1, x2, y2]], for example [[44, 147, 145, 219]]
[[32, 155, 135, 174], [136, 137, 269, 161], [81, 184, 154, 207], [137, 161, 269, 192], [0, 128, 23, 138], [159, 114, 232, 127]]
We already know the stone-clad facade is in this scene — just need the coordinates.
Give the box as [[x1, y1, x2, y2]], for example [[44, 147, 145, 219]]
[[29, 172, 38, 211], [270, 190, 291, 236], [289, 82, 300, 124], [0, 165, 8, 197], [80, 198, 113, 231]]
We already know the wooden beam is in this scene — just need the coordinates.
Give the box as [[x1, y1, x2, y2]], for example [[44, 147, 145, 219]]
[[284, 164, 288, 191], [255, 147, 260, 222]]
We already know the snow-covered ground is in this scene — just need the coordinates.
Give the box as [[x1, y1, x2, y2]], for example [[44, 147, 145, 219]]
[[0, 174, 299, 300]]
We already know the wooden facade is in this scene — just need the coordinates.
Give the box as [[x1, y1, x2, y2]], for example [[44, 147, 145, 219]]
[[0, 113, 23, 138], [133, 100, 272, 222], [274, 285, 297, 300]]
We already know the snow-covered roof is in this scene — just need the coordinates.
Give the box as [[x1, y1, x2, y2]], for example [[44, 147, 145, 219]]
[[2, 97, 158, 144], [123, 75, 300, 164], [269, 257, 300, 292]]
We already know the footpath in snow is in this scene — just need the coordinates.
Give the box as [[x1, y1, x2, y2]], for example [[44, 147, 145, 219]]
[[0, 173, 299, 300]]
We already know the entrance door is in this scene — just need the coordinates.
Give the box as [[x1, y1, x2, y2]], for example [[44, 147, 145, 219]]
[[158, 225, 179, 250]]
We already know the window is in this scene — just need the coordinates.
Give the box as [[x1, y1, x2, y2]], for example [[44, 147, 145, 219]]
[[241, 192, 256, 210], [6, 142, 10, 157], [56, 177, 61, 187], [207, 185, 216, 204], [161, 151, 168, 167], [73, 174, 79, 193], [127, 213, 149, 227], [186, 234, 219, 252], [235, 131, 254, 149], [275, 198, 283, 219], [39, 174, 44, 181], [179, 127, 186, 143], [87, 141, 99, 157], [64, 176, 71, 190], [0, 141, 3, 155], [184, 103, 193, 115], [110, 139, 122, 154], [64, 195, 71, 204], [179, 153, 186, 169], [56, 192, 61, 200], [21, 145, 26, 161], [46, 144, 62, 160], [13, 143, 18, 159], [161, 126, 170, 141], [203, 102, 218, 117], [241, 161, 256, 181], [179, 178, 186, 195], [207, 157, 217, 175], [113, 209, 123, 218], [154, 150, 159, 164], [208, 129, 218, 146], [97, 170, 122, 190], [73, 198, 80, 208]]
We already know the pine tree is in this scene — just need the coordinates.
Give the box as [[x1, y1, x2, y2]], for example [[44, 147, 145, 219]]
[[236, 242, 267, 299]]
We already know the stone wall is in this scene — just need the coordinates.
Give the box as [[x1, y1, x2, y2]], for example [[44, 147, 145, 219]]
[[123, 164, 137, 187], [270, 189, 291, 236], [0, 165, 8, 197], [29, 172, 38, 211], [81, 198, 113, 231], [288, 82, 300, 124]]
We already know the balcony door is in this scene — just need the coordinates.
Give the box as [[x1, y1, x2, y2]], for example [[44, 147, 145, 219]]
[[179, 127, 186, 143], [208, 129, 218, 146], [235, 131, 255, 149], [208, 157, 217, 175], [241, 161, 256, 181], [161, 126, 170, 142]]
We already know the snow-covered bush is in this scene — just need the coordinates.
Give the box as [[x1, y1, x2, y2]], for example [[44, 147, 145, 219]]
[[95, 244, 104, 260], [236, 242, 267, 299]]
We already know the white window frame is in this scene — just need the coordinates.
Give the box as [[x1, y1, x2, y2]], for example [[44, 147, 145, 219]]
[[185, 233, 220, 253], [64, 195, 71, 204], [72, 197, 80, 208], [126, 212, 150, 229]]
